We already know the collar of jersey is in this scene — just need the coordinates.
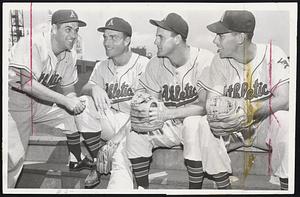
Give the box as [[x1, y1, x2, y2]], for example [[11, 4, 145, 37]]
[[163, 46, 199, 74], [44, 31, 68, 68], [229, 43, 266, 71], [108, 52, 138, 75]]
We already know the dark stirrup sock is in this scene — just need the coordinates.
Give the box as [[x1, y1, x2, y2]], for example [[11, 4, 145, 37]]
[[212, 172, 231, 189], [66, 132, 82, 162], [130, 157, 152, 189], [184, 159, 204, 189], [279, 178, 288, 190], [81, 132, 102, 160]]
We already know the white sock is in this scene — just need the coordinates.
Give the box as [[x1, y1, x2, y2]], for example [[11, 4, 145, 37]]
[[69, 153, 77, 162], [80, 153, 85, 160]]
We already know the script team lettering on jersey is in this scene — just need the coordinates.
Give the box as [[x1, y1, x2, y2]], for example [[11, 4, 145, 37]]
[[162, 83, 198, 107], [38, 72, 62, 88], [223, 79, 270, 100], [105, 82, 134, 103]]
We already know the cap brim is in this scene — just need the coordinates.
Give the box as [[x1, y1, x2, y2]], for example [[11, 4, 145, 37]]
[[57, 19, 86, 27], [207, 21, 231, 34], [149, 19, 173, 32], [77, 20, 87, 27], [97, 27, 123, 33]]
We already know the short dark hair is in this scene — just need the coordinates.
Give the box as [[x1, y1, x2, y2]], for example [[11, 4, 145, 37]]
[[245, 32, 254, 41], [231, 32, 254, 42], [54, 23, 62, 29], [121, 32, 131, 47], [121, 32, 131, 39]]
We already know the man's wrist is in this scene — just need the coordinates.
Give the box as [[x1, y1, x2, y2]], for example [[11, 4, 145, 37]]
[[66, 92, 77, 98], [55, 94, 68, 106], [165, 108, 175, 120]]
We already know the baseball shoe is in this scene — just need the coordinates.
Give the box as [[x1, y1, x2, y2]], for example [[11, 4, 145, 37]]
[[69, 156, 95, 171], [85, 169, 101, 188]]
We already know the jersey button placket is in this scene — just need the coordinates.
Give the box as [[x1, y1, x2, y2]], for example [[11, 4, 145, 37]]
[[175, 71, 180, 84]]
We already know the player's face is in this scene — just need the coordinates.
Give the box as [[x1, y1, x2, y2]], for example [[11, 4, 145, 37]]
[[213, 33, 239, 58], [54, 22, 79, 51], [103, 30, 129, 58], [154, 27, 176, 57]]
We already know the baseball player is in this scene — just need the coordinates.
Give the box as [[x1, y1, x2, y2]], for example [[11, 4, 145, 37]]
[[198, 10, 289, 190], [7, 10, 95, 188], [74, 17, 149, 188], [126, 13, 233, 189]]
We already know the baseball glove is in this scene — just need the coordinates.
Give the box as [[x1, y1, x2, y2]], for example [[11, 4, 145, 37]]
[[96, 140, 118, 174], [206, 96, 255, 137], [130, 92, 164, 133]]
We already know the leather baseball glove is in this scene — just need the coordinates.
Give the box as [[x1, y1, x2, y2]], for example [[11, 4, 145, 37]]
[[206, 96, 255, 137], [96, 140, 118, 174], [130, 92, 164, 133]]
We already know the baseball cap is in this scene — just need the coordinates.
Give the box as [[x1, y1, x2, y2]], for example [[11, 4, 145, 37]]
[[97, 17, 132, 37], [207, 10, 255, 34], [51, 9, 86, 27], [149, 13, 188, 40]]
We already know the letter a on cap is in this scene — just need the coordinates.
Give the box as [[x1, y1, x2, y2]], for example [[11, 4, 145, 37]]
[[108, 19, 114, 26], [220, 12, 225, 22], [70, 11, 76, 18]]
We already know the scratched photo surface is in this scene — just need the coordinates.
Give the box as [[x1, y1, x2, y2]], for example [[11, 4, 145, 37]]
[[2, 2, 297, 195]]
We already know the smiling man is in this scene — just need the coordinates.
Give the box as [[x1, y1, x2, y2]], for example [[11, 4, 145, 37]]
[[8, 9, 94, 188], [126, 13, 234, 190], [198, 10, 289, 190], [74, 17, 149, 188]]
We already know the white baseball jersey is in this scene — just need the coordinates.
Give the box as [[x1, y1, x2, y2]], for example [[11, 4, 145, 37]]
[[139, 46, 214, 107], [198, 43, 289, 102], [7, 32, 79, 188], [88, 52, 149, 114], [197, 43, 290, 178], [126, 47, 232, 170], [9, 32, 78, 89]]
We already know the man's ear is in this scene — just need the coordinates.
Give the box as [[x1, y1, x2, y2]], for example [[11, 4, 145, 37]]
[[51, 24, 58, 34], [236, 33, 246, 45], [124, 36, 131, 46], [174, 34, 182, 45]]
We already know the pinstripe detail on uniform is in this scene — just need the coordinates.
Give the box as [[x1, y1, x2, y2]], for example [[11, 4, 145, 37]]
[[139, 79, 161, 94], [251, 44, 268, 79], [270, 78, 289, 93], [162, 59, 174, 76], [107, 60, 114, 76], [182, 48, 200, 88], [9, 64, 38, 80], [119, 55, 140, 84], [228, 59, 241, 81], [60, 78, 78, 87], [197, 80, 223, 96]]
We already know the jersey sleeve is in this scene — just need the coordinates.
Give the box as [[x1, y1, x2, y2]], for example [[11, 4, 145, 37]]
[[60, 50, 78, 87], [198, 54, 227, 95], [8, 36, 43, 80], [88, 61, 105, 88], [138, 57, 161, 94], [270, 45, 290, 92]]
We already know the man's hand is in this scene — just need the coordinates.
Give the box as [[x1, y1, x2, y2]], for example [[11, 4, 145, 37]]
[[91, 85, 111, 113], [149, 102, 170, 122], [63, 96, 86, 115]]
